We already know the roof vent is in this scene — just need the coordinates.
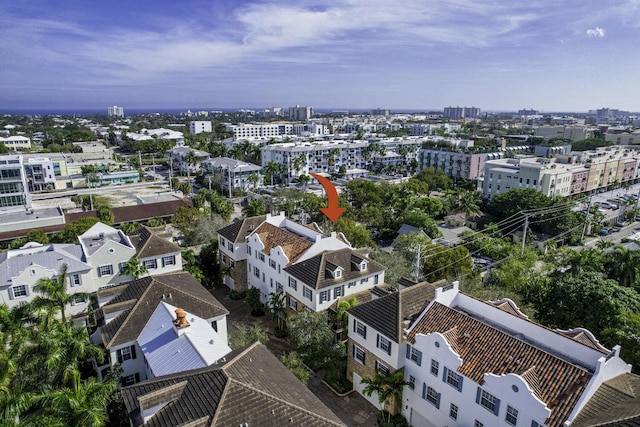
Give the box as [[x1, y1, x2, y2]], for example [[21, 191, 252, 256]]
[[99, 232, 105, 239], [209, 339, 214, 344]]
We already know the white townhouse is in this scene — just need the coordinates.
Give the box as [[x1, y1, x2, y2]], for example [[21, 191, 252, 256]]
[[200, 157, 263, 193], [217, 213, 383, 315], [400, 281, 633, 427], [127, 225, 183, 276], [91, 272, 230, 386], [0, 136, 31, 151], [0, 242, 94, 317], [346, 279, 443, 411], [78, 222, 137, 290]]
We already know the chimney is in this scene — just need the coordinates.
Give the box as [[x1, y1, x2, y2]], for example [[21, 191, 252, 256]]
[[174, 308, 190, 329]]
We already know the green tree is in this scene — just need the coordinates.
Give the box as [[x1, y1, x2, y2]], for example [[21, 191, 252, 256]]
[[120, 258, 148, 279], [229, 325, 269, 349], [332, 218, 375, 248], [245, 287, 264, 315], [53, 217, 101, 243], [268, 291, 286, 326], [449, 189, 483, 219], [362, 371, 409, 422], [178, 181, 192, 196], [171, 206, 203, 239], [264, 160, 281, 186], [30, 264, 90, 323], [288, 310, 344, 371], [604, 246, 640, 290], [280, 352, 311, 385], [25, 229, 49, 244], [96, 205, 114, 225], [242, 199, 266, 217], [246, 172, 260, 190]]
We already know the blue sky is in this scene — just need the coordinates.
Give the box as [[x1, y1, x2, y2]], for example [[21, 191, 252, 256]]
[[1, 0, 639, 112]]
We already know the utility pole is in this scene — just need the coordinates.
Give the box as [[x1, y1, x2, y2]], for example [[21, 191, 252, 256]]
[[137, 151, 142, 169], [580, 195, 593, 243], [521, 214, 530, 255], [412, 245, 422, 283], [169, 159, 173, 193]]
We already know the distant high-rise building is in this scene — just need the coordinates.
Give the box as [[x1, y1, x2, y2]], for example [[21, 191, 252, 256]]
[[443, 106, 480, 119], [107, 105, 124, 117], [371, 108, 390, 116], [518, 108, 539, 116], [288, 105, 313, 121], [189, 121, 212, 135]]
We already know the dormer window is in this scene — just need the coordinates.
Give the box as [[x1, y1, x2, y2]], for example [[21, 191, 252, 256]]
[[359, 261, 367, 271], [335, 269, 342, 278]]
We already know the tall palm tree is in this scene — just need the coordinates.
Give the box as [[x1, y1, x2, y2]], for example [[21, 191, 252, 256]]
[[268, 291, 286, 327], [292, 154, 305, 179], [247, 172, 260, 190], [264, 161, 280, 186], [605, 246, 640, 289], [31, 264, 90, 323], [451, 189, 483, 220], [120, 258, 148, 280], [184, 150, 198, 183], [242, 199, 266, 217], [362, 371, 409, 423]]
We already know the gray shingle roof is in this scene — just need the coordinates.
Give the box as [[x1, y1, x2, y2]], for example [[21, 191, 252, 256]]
[[0, 243, 91, 288], [572, 373, 640, 426], [347, 280, 440, 342], [128, 225, 181, 259], [97, 272, 229, 348], [121, 343, 346, 427], [285, 248, 386, 290], [217, 215, 266, 243]]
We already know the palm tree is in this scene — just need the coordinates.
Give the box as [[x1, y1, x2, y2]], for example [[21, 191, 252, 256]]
[[247, 172, 260, 190], [242, 199, 266, 217], [451, 189, 483, 220], [184, 150, 198, 183], [292, 154, 305, 179], [605, 246, 640, 289], [327, 148, 340, 170], [361, 371, 409, 424], [31, 264, 90, 323], [268, 291, 286, 327], [264, 161, 280, 186], [120, 258, 148, 280], [298, 174, 311, 187]]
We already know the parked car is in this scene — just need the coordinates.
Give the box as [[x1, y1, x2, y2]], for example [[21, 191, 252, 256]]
[[615, 221, 630, 227], [600, 227, 612, 236]]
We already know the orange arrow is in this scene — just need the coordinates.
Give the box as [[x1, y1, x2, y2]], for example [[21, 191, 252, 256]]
[[310, 173, 345, 222]]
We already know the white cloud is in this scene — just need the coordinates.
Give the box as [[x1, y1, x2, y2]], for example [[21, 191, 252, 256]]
[[586, 27, 606, 37]]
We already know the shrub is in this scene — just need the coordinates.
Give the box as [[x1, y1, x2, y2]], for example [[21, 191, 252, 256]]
[[229, 290, 246, 300]]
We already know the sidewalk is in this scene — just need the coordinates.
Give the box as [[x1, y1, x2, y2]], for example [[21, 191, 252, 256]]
[[208, 285, 379, 426]]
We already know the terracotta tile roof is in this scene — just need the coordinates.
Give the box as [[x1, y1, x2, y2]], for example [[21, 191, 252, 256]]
[[572, 373, 640, 426], [97, 272, 229, 348], [217, 215, 266, 243], [285, 248, 386, 290], [128, 225, 181, 259], [407, 302, 593, 426], [555, 328, 610, 353], [347, 281, 439, 342], [121, 343, 345, 427], [253, 222, 313, 264], [488, 298, 529, 319]]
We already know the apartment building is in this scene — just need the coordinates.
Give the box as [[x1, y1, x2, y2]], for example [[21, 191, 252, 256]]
[[443, 106, 480, 119], [0, 136, 31, 151], [419, 149, 504, 181], [225, 123, 293, 140], [200, 157, 263, 193], [26, 157, 56, 191], [107, 105, 124, 117], [289, 105, 313, 121], [534, 125, 594, 141], [261, 140, 369, 182], [0, 154, 31, 210], [483, 147, 640, 198], [606, 131, 640, 145], [189, 120, 212, 135], [399, 281, 633, 427], [167, 147, 210, 175]]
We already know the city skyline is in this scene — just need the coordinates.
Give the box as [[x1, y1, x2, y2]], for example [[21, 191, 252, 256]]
[[1, 1, 639, 112]]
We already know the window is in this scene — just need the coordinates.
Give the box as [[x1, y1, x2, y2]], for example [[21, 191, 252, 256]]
[[450, 403, 458, 420], [477, 389, 500, 415], [259, 253, 265, 262], [247, 246, 252, 255], [360, 278, 367, 284], [431, 359, 439, 376], [228, 242, 234, 253], [408, 375, 415, 390], [71, 294, 86, 306], [162, 255, 176, 267], [276, 282, 283, 293], [269, 259, 277, 269], [219, 238, 225, 247], [303, 286, 313, 300], [423, 385, 440, 409], [334, 285, 344, 298], [348, 281, 356, 288], [505, 406, 518, 426], [406, 344, 422, 366], [355, 321, 367, 339], [289, 277, 298, 291], [444, 367, 464, 391], [211, 320, 218, 332], [116, 345, 137, 363], [254, 267, 260, 278], [376, 361, 389, 376], [10, 285, 28, 299], [121, 373, 140, 386], [319, 289, 330, 303], [221, 253, 226, 263], [474, 421, 483, 427], [377, 335, 392, 355], [289, 298, 298, 311], [70, 274, 81, 287], [143, 259, 157, 269], [353, 345, 366, 364], [98, 264, 113, 277], [374, 274, 379, 285]]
